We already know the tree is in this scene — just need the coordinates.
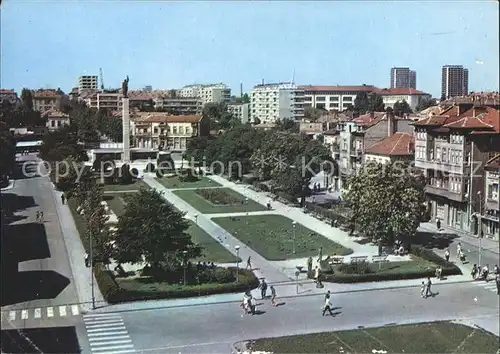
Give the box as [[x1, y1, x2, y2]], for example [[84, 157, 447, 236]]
[[354, 92, 370, 116], [274, 118, 299, 132], [393, 100, 413, 116], [303, 107, 327, 122], [343, 162, 425, 246], [113, 188, 201, 269], [0, 122, 15, 186], [242, 93, 250, 104], [368, 92, 385, 112], [415, 98, 436, 112], [202, 102, 240, 130], [20, 88, 34, 111], [39, 125, 87, 162], [184, 136, 215, 165]]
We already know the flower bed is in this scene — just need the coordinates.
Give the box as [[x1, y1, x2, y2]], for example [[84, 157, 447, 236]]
[[196, 188, 245, 205]]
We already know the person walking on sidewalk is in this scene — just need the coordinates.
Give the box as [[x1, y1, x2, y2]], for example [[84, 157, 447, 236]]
[[456, 243, 462, 262], [270, 285, 276, 306], [444, 249, 450, 262], [425, 277, 433, 298], [61, 194, 66, 205], [38, 210, 44, 223], [84, 252, 89, 267], [420, 281, 426, 298], [436, 218, 441, 231], [258, 279, 268, 299], [246, 256, 252, 270], [322, 294, 334, 316], [495, 273, 500, 295], [35, 210, 40, 223]]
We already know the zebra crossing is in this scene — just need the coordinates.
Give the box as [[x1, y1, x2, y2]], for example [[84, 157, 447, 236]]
[[1, 305, 80, 323], [84, 313, 136, 354], [473, 280, 499, 294]]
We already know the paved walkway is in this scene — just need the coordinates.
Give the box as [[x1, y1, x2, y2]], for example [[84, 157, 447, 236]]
[[52, 187, 106, 311]]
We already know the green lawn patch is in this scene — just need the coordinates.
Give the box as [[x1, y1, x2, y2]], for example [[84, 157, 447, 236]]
[[155, 175, 221, 189], [103, 193, 130, 217], [246, 322, 500, 353], [317, 246, 462, 283], [212, 214, 352, 261], [173, 188, 267, 214], [101, 179, 149, 192], [111, 267, 258, 303]]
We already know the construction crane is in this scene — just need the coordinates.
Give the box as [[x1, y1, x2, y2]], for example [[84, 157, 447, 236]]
[[99, 68, 104, 90]]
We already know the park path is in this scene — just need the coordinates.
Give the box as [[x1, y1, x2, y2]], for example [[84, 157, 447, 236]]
[[142, 175, 293, 284]]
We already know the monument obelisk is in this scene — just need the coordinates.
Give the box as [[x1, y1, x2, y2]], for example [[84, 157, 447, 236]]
[[121, 75, 131, 162]]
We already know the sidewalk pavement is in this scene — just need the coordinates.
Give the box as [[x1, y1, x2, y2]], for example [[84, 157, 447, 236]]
[[206, 174, 378, 256], [52, 186, 106, 312], [143, 176, 292, 283]]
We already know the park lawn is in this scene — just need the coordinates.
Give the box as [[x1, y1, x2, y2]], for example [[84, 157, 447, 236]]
[[247, 322, 500, 353], [172, 188, 267, 214], [211, 214, 352, 261], [101, 179, 149, 192], [155, 175, 221, 189], [102, 193, 238, 263]]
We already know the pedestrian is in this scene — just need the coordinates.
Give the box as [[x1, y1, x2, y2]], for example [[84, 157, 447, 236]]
[[322, 294, 334, 316], [39, 210, 44, 223], [318, 246, 323, 263], [444, 249, 450, 262], [61, 194, 66, 205], [270, 285, 276, 306], [35, 210, 40, 222], [258, 279, 267, 299], [425, 277, 432, 298], [471, 264, 478, 279], [246, 256, 252, 270], [307, 256, 313, 274], [314, 266, 320, 284], [84, 252, 89, 267], [456, 243, 462, 261], [324, 290, 331, 301], [496, 274, 500, 295], [436, 218, 441, 230], [420, 281, 426, 298], [267, 199, 272, 210], [312, 196, 316, 204]]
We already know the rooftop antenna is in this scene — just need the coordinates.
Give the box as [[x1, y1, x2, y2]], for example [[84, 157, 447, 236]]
[[240, 82, 243, 98], [291, 68, 296, 85]]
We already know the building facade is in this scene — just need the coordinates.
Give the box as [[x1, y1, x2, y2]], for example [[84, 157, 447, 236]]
[[378, 88, 432, 111], [0, 89, 18, 104], [441, 65, 469, 99], [483, 155, 499, 239], [32, 89, 62, 112], [227, 102, 250, 123], [43, 109, 70, 131], [390, 67, 417, 89], [364, 132, 414, 164], [78, 75, 99, 93], [130, 113, 209, 151], [299, 85, 378, 112], [179, 84, 231, 105], [154, 97, 203, 115], [251, 83, 304, 124], [84, 92, 123, 111], [413, 102, 499, 240]]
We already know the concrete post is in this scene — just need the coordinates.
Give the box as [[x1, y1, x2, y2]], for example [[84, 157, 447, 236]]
[[122, 97, 130, 162]]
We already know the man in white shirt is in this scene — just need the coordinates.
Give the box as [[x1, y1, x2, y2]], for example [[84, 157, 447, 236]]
[[322, 295, 334, 316]]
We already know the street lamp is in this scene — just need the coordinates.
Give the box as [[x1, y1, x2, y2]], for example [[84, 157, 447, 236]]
[[292, 221, 297, 254], [183, 250, 188, 286], [235, 245, 240, 282], [194, 213, 198, 225], [476, 191, 483, 266]]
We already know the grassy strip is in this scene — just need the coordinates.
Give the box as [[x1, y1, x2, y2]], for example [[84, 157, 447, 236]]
[[212, 214, 352, 261], [247, 322, 499, 353], [155, 176, 221, 189]]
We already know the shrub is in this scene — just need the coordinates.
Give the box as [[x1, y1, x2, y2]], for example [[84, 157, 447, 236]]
[[338, 262, 372, 275], [304, 202, 349, 225], [144, 163, 156, 173], [256, 182, 270, 192], [196, 188, 240, 205], [94, 263, 121, 299], [241, 175, 257, 185], [179, 169, 199, 182]]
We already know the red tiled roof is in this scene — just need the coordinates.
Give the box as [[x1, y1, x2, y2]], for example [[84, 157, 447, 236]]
[[485, 154, 500, 170], [0, 89, 16, 94], [299, 85, 380, 93], [352, 112, 386, 126], [378, 88, 428, 95], [412, 105, 462, 126], [133, 113, 202, 123], [365, 132, 414, 156], [443, 107, 499, 134]]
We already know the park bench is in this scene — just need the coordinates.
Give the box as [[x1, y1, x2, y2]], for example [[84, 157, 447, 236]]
[[328, 256, 344, 265], [350, 256, 368, 264], [372, 255, 389, 264]]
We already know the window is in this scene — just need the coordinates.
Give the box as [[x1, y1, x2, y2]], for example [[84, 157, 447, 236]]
[[329, 96, 339, 101], [316, 96, 326, 101], [179, 126, 184, 134], [153, 128, 158, 134], [343, 96, 353, 101], [442, 148, 447, 162], [342, 139, 348, 150], [436, 147, 441, 161], [172, 126, 177, 134], [57, 120, 61, 127], [51, 120, 55, 127]]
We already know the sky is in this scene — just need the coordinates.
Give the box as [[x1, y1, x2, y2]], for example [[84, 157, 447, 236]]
[[1, 1, 498, 97]]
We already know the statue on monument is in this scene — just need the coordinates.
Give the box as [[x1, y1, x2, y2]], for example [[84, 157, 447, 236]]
[[122, 75, 129, 98]]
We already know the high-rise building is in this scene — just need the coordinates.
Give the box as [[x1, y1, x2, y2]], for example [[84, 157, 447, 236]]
[[441, 65, 469, 99], [390, 67, 417, 89], [179, 83, 231, 105], [78, 75, 98, 93], [251, 82, 304, 124]]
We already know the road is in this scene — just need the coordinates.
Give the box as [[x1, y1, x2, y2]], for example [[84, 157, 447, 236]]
[[1, 154, 84, 352], [78, 282, 499, 354]]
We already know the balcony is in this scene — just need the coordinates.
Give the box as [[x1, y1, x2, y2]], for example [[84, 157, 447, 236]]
[[425, 185, 467, 203], [414, 159, 466, 175]]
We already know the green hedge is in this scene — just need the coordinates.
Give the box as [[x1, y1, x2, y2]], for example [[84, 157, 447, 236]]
[[310, 246, 462, 283], [304, 202, 349, 225], [107, 268, 259, 304], [241, 175, 257, 185]]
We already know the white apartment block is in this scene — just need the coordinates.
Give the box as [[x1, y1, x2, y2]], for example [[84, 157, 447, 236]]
[[84, 92, 123, 111], [78, 75, 98, 93], [227, 102, 250, 123], [179, 83, 231, 105], [299, 85, 378, 112], [251, 83, 304, 124], [378, 88, 432, 111], [32, 89, 61, 112]]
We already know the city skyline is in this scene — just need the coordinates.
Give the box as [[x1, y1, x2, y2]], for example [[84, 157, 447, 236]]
[[1, 1, 499, 97]]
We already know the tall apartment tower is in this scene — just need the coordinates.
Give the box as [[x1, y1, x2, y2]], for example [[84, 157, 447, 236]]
[[78, 75, 98, 93], [250, 82, 304, 124], [441, 65, 469, 99], [390, 67, 417, 89]]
